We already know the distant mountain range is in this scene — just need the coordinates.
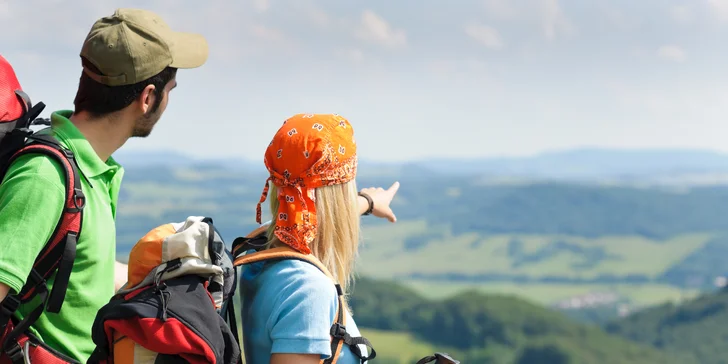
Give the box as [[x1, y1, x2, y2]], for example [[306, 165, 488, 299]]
[[112, 148, 728, 186]]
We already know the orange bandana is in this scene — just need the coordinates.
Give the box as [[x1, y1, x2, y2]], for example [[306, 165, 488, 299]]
[[256, 113, 357, 254]]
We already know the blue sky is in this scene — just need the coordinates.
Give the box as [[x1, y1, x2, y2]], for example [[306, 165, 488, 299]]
[[2, 0, 728, 162]]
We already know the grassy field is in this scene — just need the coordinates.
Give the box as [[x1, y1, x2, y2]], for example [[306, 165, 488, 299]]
[[357, 220, 711, 279], [399, 281, 700, 307], [355, 219, 712, 306]]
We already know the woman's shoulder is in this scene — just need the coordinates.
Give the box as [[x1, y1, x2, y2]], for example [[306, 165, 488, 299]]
[[256, 259, 339, 304]]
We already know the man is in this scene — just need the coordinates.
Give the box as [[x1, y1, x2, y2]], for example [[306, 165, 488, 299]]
[[0, 8, 208, 362], [0, 6, 402, 363]]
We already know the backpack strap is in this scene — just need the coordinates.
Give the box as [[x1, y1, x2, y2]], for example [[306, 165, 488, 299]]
[[234, 247, 376, 364], [0, 137, 84, 361], [231, 224, 269, 258]]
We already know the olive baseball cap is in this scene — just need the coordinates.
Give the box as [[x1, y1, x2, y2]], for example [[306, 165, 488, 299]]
[[80, 8, 208, 86]]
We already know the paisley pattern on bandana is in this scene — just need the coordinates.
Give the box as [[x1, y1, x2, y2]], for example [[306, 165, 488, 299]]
[[256, 113, 357, 254]]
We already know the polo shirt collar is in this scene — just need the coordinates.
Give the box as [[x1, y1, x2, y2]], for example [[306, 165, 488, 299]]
[[49, 110, 121, 179]]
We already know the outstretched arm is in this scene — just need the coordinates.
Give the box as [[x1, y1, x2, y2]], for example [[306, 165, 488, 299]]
[[357, 181, 400, 222]]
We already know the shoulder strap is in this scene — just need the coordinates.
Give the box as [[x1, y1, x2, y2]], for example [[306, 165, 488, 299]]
[[12, 138, 85, 308], [231, 224, 269, 258], [0, 138, 85, 358], [234, 246, 376, 363], [234, 247, 335, 279], [234, 248, 347, 363]]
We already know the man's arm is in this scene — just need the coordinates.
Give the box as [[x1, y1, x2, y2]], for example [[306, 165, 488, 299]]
[[0, 284, 10, 304], [0, 155, 67, 302], [271, 354, 320, 364], [114, 261, 128, 291]]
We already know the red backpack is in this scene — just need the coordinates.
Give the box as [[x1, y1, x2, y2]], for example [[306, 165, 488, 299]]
[[87, 216, 241, 364], [0, 54, 87, 363]]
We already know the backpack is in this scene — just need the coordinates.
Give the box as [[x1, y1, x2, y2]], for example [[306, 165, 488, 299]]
[[230, 226, 378, 364], [87, 216, 241, 364], [0, 54, 88, 364]]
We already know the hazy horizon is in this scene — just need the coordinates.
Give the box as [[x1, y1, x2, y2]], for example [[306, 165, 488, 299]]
[[4, 0, 728, 163]]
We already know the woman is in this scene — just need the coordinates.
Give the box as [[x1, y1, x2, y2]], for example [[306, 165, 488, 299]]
[[239, 113, 399, 364]]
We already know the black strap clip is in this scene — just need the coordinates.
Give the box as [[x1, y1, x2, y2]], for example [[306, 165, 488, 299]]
[[68, 187, 85, 212], [330, 323, 347, 339], [4, 342, 23, 364], [0, 296, 20, 318]]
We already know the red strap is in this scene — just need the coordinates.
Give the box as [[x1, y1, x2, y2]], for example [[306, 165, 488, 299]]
[[7, 143, 83, 302]]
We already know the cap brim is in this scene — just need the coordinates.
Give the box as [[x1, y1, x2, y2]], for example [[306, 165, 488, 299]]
[[167, 31, 209, 69]]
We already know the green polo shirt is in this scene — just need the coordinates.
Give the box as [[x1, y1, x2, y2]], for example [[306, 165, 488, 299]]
[[0, 110, 124, 361]]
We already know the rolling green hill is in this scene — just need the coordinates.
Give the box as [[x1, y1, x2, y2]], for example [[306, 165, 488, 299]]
[[604, 287, 728, 364], [114, 164, 728, 322], [348, 277, 691, 364]]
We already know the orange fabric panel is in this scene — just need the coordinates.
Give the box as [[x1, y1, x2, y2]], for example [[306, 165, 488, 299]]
[[112, 334, 136, 364], [126, 223, 176, 287]]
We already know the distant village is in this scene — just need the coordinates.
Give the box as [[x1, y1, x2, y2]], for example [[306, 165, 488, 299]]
[[554, 275, 728, 318]]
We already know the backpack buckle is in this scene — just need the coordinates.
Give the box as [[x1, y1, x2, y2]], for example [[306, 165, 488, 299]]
[[4, 342, 23, 364], [0, 295, 19, 317], [72, 188, 85, 210], [330, 323, 347, 339], [61, 148, 75, 159]]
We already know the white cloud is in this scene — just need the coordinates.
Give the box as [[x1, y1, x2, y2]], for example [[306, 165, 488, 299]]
[[708, 0, 728, 22], [607, 79, 728, 122], [669, 5, 694, 24], [483, 0, 517, 20], [252, 0, 269, 12], [464, 24, 504, 49], [540, 0, 576, 40], [0, 0, 112, 48], [479, 0, 575, 40], [356, 10, 406, 48], [285, 1, 333, 29], [657, 45, 687, 63], [427, 59, 488, 79], [306, 7, 330, 28], [337, 48, 364, 62], [249, 24, 285, 41], [0, 0, 9, 20], [598, 3, 641, 32]]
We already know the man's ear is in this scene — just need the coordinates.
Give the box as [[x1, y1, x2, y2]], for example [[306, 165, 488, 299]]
[[139, 84, 157, 114]]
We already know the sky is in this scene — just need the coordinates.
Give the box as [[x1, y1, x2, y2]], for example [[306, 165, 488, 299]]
[[2, 0, 728, 162]]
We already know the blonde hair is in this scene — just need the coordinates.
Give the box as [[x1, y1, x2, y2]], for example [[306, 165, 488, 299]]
[[265, 179, 361, 303]]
